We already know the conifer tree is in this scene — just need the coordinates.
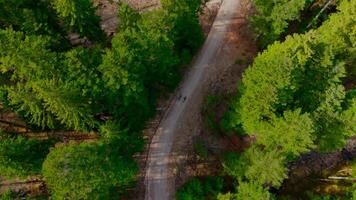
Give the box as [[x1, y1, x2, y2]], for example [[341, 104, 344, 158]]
[[51, 0, 104, 41]]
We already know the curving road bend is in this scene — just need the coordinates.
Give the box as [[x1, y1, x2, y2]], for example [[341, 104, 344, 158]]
[[144, 0, 241, 199]]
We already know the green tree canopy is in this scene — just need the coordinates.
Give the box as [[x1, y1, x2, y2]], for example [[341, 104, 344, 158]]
[[223, 146, 287, 187], [225, 0, 356, 152], [161, 0, 204, 56], [0, 1, 205, 198], [251, 0, 313, 47], [99, 2, 204, 130], [235, 181, 272, 200], [42, 141, 137, 200], [220, 3, 355, 198], [0, 29, 102, 131], [0, 0, 69, 49], [51, 0, 105, 41]]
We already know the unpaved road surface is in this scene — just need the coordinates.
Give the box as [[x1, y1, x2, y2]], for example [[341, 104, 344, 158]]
[[144, 0, 241, 199]]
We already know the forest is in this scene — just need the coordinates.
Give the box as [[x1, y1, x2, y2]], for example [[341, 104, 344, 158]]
[[176, 0, 355, 199], [0, 0, 203, 199], [0, 0, 355, 199]]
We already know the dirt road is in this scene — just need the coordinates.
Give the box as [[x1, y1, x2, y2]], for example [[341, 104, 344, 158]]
[[144, 0, 241, 199]]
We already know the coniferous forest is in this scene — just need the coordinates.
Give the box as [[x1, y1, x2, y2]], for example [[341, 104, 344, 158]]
[[0, 0, 355, 199], [0, 0, 203, 199]]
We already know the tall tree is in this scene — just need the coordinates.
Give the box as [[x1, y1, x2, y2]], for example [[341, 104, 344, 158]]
[[220, 1, 355, 198], [251, 0, 313, 47], [161, 0, 204, 59], [223, 146, 287, 187], [51, 0, 105, 41], [42, 141, 137, 200], [0, 29, 103, 131], [224, 0, 355, 152], [0, 0, 70, 49]]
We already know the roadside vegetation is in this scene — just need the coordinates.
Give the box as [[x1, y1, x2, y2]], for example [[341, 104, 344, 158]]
[[177, 0, 355, 199], [0, 0, 204, 198], [252, 0, 340, 48]]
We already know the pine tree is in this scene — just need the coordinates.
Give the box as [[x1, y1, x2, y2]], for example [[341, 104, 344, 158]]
[[0, 29, 98, 131], [0, 0, 69, 49], [51, 0, 105, 41]]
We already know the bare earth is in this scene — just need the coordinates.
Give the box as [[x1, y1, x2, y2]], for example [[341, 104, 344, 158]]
[[144, 0, 248, 199]]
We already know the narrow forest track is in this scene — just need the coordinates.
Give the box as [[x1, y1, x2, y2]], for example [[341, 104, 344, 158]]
[[144, 0, 242, 199]]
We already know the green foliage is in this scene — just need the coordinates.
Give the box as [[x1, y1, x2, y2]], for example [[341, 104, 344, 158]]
[[223, 146, 287, 187], [235, 181, 272, 200], [100, 2, 204, 130], [0, 190, 12, 200], [161, 0, 204, 58], [0, 131, 54, 179], [101, 5, 180, 130], [193, 140, 209, 159], [220, 1, 356, 199], [0, 1, 204, 199], [217, 192, 237, 200], [51, 0, 104, 41], [251, 0, 312, 47], [0, 0, 204, 132], [0, 29, 58, 80], [220, 82, 246, 134], [0, 0, 105, 43], [29, 79, 97, 130], [99, 33, 152, 130], [176, 177, 224, 200], [222, 152, 245, 180], [0, 0, 69, 49], [42, 141, 137, 200], [176, 178, 204, 200], [115, 3, 186, 88], [0, 29, 102, 131], [258, 109, 315, 159], [117, 3, 140, 31], [203, 95, 223, 133], [99, 121, 144, 155], [226, 0, 356, 152]]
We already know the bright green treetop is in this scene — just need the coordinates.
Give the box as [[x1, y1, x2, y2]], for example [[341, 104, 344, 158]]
[[42, 141, 137, 200]]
